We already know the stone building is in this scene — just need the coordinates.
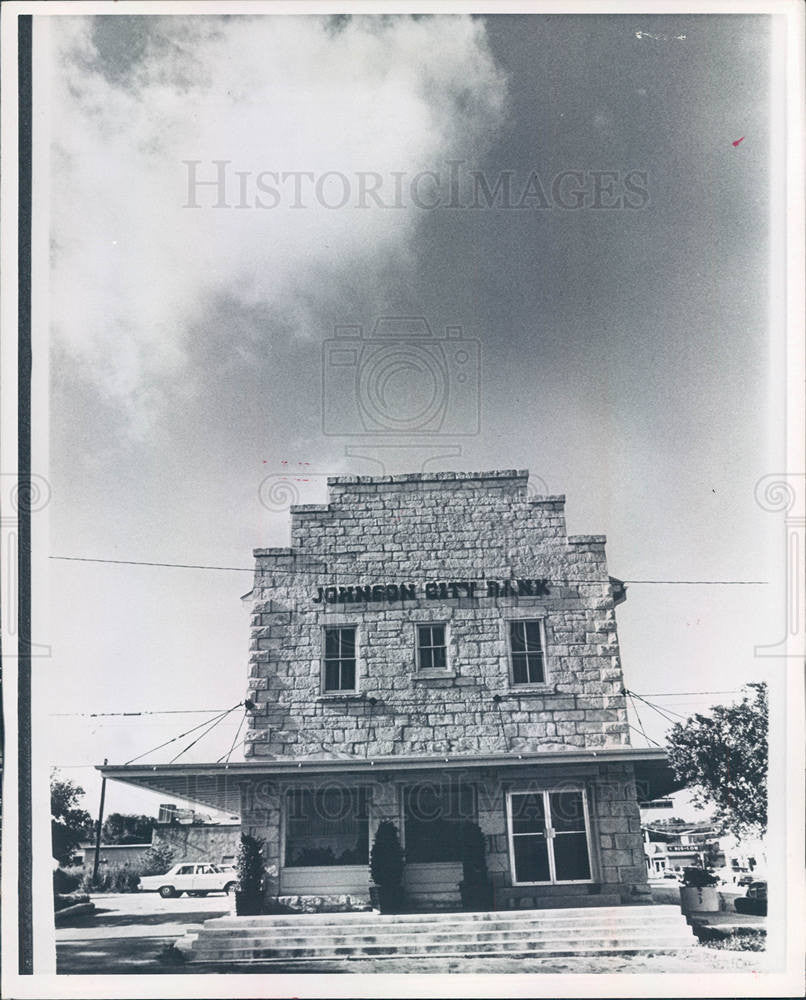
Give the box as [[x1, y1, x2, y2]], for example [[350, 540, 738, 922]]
[[102, 470, 677, 911], [150, 819, 241, 867]]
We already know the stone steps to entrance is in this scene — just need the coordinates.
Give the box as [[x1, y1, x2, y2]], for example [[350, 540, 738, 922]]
[[185, 905, 695, 964], [194, 915, 686, 943], [199, 901, 654, 930]]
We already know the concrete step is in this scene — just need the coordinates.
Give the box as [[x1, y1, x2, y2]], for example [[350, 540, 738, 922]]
[[193, 918, 688, 947], [192, 930, 694, 957], [185, 905, 695, 964], [191, 933, 696, 962], [202, 903, 681, 931], [526, 893, 622, 908]]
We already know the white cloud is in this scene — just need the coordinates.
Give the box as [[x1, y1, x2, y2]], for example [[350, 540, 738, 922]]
[[48, 15, 508, 430]]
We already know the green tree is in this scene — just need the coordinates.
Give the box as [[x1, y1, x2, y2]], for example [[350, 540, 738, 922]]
[[139, 843, 175, 876], [369, 819, 404, 888], [666, 683, 767, 839], [51, 773, 93, 865], [101, 813, 157, 844], [236, 834, 265, 897]]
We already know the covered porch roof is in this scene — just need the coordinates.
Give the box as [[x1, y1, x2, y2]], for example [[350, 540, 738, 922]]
[[98, 747, 680, 815]]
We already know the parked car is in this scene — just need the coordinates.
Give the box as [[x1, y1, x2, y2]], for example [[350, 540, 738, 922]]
[[734, 880, 767, 916], [138, 862, 238, 898]]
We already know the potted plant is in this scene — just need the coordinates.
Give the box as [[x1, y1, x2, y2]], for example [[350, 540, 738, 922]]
[[458, 821, 494, 911], [369, 820, 405, 913], [234, 833, 265, 916], [679, 865, 720, 914]]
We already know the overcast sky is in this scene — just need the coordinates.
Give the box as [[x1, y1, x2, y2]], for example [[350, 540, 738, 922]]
[[41, 11, 781, 818]]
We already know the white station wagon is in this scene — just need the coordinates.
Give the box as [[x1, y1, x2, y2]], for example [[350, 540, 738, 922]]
[[139, 862, 238, 898]]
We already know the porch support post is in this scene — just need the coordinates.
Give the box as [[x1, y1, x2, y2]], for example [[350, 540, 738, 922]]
[[369, 778, 400, 844], [239, 778, 281, 902]]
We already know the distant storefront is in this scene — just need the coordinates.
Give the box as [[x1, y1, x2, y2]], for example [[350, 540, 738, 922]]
[[151, 820, 241, 866], [642, 820, 726, 876], [101, 470, 678, 910]]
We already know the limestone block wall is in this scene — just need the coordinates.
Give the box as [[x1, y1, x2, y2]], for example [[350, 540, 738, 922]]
[[244, 471, 631, 759], [591, 762, 650, 902], [237, 762, 648, 907]]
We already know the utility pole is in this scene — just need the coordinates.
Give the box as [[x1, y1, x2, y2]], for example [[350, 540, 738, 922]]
[[91, 758, 108, 885]]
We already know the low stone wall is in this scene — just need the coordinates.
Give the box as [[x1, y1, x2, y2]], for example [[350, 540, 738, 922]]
[[151, 824, 241, 864], [275, 894, 371, 913]]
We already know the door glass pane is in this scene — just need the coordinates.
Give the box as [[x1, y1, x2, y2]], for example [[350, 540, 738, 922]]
[[513, 835, 550, 882], [549, 791, 586, 832], [553, 832, 591, 881], [510, 792, 545, 834]]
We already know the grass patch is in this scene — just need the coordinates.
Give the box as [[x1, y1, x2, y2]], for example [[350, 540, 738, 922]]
[[700, 929, 766, 952]]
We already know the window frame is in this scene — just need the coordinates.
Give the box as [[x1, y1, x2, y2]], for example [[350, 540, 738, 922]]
[[504, 615, 549, 689], [414, 621, 450, 674], [282, 785, 370, 868], [505, 787, 595, 886], [320, 623, 359, 694]]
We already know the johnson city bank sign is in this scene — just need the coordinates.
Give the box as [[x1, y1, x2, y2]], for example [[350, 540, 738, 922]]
[[313, 579, 551, 605]]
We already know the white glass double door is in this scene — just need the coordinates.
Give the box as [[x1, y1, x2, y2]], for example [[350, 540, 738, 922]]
[[506, 788, 593, 885]]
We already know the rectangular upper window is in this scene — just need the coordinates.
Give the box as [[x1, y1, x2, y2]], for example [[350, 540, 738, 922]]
[[416, 624, 447, 671], [323, 626, 357, 692], [509, 619, 546, 685]]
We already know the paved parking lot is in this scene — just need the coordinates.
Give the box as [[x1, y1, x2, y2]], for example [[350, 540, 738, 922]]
[[56, 892, 231, 974]]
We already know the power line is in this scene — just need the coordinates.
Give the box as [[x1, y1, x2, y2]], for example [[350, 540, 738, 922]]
[[218, 725, 247, 765], [639, 690, 742, 697], [621, 580, 766, 585], [170, 708, 237, 764], [44, 689, 740, 734], [624, 689, 686, 724], [51, 555, 254, 572], [50, 708, 231, 718], [123, 704, 242, 766], [49, 555, 766, 584], [626, 691, 649, 744], [627, 723, 661, 748]]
